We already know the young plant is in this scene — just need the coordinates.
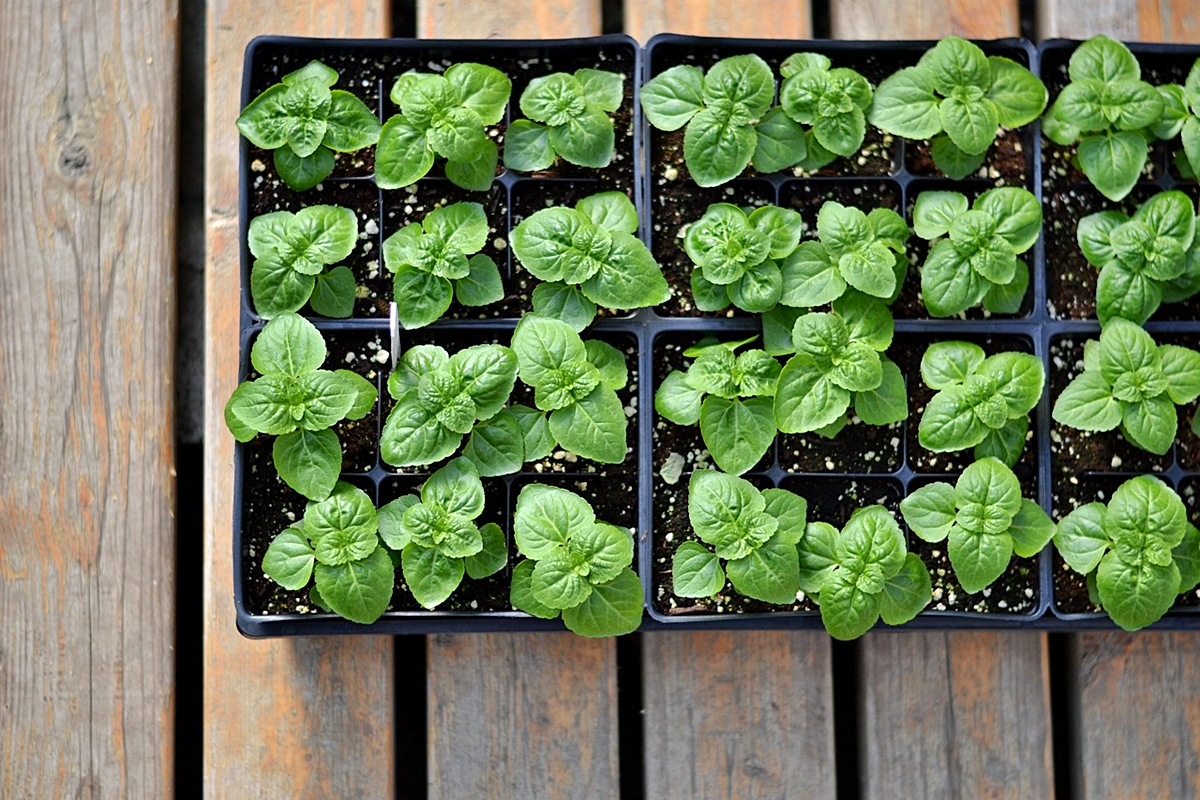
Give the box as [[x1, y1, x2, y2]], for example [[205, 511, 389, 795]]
[[797, 505, 931, 640], [912, 187, 1041, 317], [917, 341, 1043, 466], [1055, 475, 1200, 631], [510, 192, 667, 330], [248, 205, 358, 319], [1168, 58, 1200, 178], [869, 37, 1047, 179], [654, 337, 781, 476], [375, 63, 512, 191], [504, 69, 625, 170], [774, 294, 908, 437], [224, 313, 376, 501], [1075, 190, 1199, 325], [511, 314, 630, 464], [1051, 318, 1200, 455], [261, 482, 395, 624], [510, 484, 642, 637], [684, 203, 804, 313], [779, 53, 873, 167], [671, 470, 807, 605], [900, 457, 1054, 594], [236, 60, 382, 191], [380, 343, 518, 468], [779, 201, 909, 307], [1042, 35, 1165, 201], [382, 201, 505, 329], [640, 54, 805, 186], [377, 458, 506, 609]]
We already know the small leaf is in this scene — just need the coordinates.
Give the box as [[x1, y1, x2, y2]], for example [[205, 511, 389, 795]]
[[672, 541, 726, 598], [549, 386, 627, 464], [510, 559, 560, 619], [700, 396, 776, 476], [726, 533, 802, 605], [948, 526, 1012, 594], [531, 283, 597, 333], [561, 569, 643, 637], [868, 66, 942, 139], [274, 145, 336, 191], [577, 192, 639, 235], [1078, 130, 1147, 202], [913, 191, 969, 240], [639, 64, 705, 131], [463, 411, 524, 477], [401, 543, 465, 610], [375, 116, 434, 189], [263, 527, 316, 590], [1055, 502, 1111, 575], [465, 522, 507, 579], [655, 371, 705, 426], [1008, 499, 1055, 559], [879, 553, 933, 626], [900, 482, 956, 542], [314, 546, 394, 623], [273, 428, 342, 501], [514, 484, 594, 560]]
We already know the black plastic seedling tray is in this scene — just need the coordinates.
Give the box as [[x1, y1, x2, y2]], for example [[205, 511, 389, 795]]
[[234, 34, 1200, 636]]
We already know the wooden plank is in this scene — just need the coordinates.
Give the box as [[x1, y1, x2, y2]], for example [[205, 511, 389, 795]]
[[860, 632, 1054, 799], [0, 0, 179, 796], [830, 0, 1019, 39], [1072, 633, 1200, 799], [202, 2, 394, 798], [1039, 0, 1200, 41], [623, 0, 810, 44], [417, 0, 601, 39], [427, 634, 619, 799], [642, 631, 836, 800]]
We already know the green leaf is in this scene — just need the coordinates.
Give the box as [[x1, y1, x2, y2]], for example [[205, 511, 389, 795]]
[[445, 140, 499, 191], [456, 254, 505, 307], [868, 66, 942, 139], [424, 201, 490, 255], [309, 266, 356, 318], [577, 192, 639, 235], [819, 567, 881, 641], [699, 396, 776, 476], [921, 240, 986, 317], [549, 104, 615, 168], [748, 206, 804, 260], [1120, 394, 1176, 454], [261, 78, 331, 157], [531, 556, 593, 610], [982, 259, 1030, 314], [514, 484, 594, 560], [728, 260, 782, 313], [920, 341, 985, 389], [981, 352, 1044, 418], [561, 569, 643, 637], [655, 371, 705, 426], [531, 283, 597, 333], [251, 312, 327, 379], [949, 526, 1012, 594], [1182, 117, 1200, 179], [683, 105, 757, 187], [1052, 370, 1122, 432], [1070, 35, 1140, 84], [977, 187, 1043, 254], [510, 559, 560, 619], [314, 546, 394, 623], [690, 269, 730, 312], [573, 522, 634, 585], [445, 62, 511, 125], [273, 428, 342, 501], [1096, 261, 1162, 325], [702, 54, 773, 117], [984, 56, 1047, 128], [392, 265, 453, 329], [1158, 344, 1200, 404], [726, 533, 802, 605], [376, 495, 418, 551], [512, 314, 588, 387], [762, 306, 804, 356], [511, 207, 609, 284], [380, 399, 460, 468], [774, 358, 851, 434], [576, 69, 624, 113], [503, 119, 555, 172], [1007, 499, 1055, 558], [687, 469, 773, 558], [913, 191, 969, 240], [463, 410, 524, 477], [925, 36, 990, 95], [779, 242, 844, 307], [761, 488, 808, 546], [974, 416, 1029, 467], [879, 553, 933, 626], [274, 145, 335, 191], [464, 522, 506, 580], [918, 384, 989, 452], [374, 115, 434, 189], [1106, 475, 1187, 552], [1174, 524, 1200, 594], [237, 84, 296, 149], [1097, 552, 1180, 631], [751, 107, 807, 173], [579, 232, 669, 310], [855, 358, 908, 425], [930, 134, 988, 180], [323, 90, 382, 152], [585, 340, 628, 390], [549, 386, 627, 464], [672, 541, 725, 598], [509, 405, 554, 462], [1078, 130, 1147, 202], [1099, 318, 1158, 384], [939, 96, 999, 155], [1133, 190, 1195, 247], [401, 543, 465, 610], [263, 527, 316, 590], [900, 482, 956, 542], [426, 106, 489, 163], [639, 64, 706, 131], [1055, 502, 1111, 575], [450, 344, 518, 422]]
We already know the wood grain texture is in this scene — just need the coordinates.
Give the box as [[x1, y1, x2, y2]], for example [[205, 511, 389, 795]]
[[0, 0, 179, 796], [1039, 0, 1200, 41], [830, 0, 1019, 39], [202, 2, 394, 798], [417, 0, 601, 39], [642, 631, 836, 800], [624, 0, 810, 44], [859, 632, 1054, 800], [1072, 633, 1200, 800], [427, 633, 619, 800]]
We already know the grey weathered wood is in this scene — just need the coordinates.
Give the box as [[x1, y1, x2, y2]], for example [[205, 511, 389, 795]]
[[860, 632, 1054, 799], [417, 0, 601, 39], [624, 0, 810, 44], [202, 2, 396, 797], [642, 631, 836, 800], [428, 633, 620, 800], [830, 0, 1019, 39], [1039, 0, 1200, 41], [1072, 633, 1200, 799], [0, 0, 179, 796]]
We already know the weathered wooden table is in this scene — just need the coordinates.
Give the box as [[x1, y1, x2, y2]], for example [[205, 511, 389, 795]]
[[4, 0, 1200, 796]]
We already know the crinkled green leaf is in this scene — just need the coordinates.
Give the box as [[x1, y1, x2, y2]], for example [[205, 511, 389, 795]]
[[901, 482, 956, 542], [463, 410, 524, 477], [374, 115, 434, 189], [560, 568, 643, 637], [273, 428, 342, 501], [263, 527, 317, 590], [315, 546, 394, 623], [274, 145, 335, 191], [549, 386, 627, 463], [401, 542, 465, 610], [514, 484, 594, 560], [672, 541, 726, 598], [531, 282, 597, 333], [699, 396, 775, 476], [726, 533, 801, 605], [879, 553, 932, 626], [639, 64, 705, 131]]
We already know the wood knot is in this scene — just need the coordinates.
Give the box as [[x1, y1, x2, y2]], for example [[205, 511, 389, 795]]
[[58, 143, 92, 176]]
